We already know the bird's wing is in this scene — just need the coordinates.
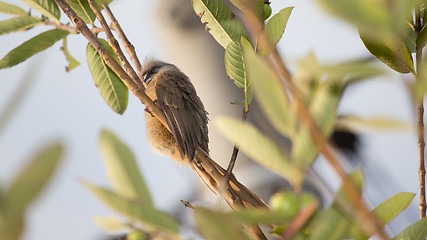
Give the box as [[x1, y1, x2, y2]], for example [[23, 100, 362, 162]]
[[155, 71, 207, 161]]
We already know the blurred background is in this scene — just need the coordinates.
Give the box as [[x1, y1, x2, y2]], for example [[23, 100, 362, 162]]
[[0, 0, 421, 239]]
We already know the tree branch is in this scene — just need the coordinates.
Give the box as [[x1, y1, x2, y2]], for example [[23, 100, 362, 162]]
[[87, 0, 143, 89], [103, 4, 144, 77], [415, 5, 426, 219]]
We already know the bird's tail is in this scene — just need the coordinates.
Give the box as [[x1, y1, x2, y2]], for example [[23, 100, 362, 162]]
[[191, 149, 268, 209]]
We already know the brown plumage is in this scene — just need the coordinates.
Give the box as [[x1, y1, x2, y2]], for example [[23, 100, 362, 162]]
[[142, 60, 209, 164]]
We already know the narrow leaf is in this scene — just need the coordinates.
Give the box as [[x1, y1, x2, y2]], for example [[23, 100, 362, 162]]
[[83, 181, 178, 234], [0, 16, 40, 35], [61, 37, 80, 72], [86, 39, 128, 114], [242, 36, 294, 137], [418, 24, 427, 49], [317, 0, 390, 31], [224, 39, 251, 111], [346, 192, 416, 239], [194, 207, 251, 240], [336, 115, 409, 133], [373, 192, 415, 226], [0, 1, 27, 15], [98, 129, 153, 208], [65, 0, 95, 24], [415, 56, 427, 100], [2, 143, 63, 221], [215, 117, 302, 187], [20, 0, 61, 23], [359, 30, 414, 73], [0, 29, 69, 69], [229, 208, 292, 224], [262, 7, 293, 55], [307, 207, 351, 240], [192, 0, 247, 48], [391, 217, 427, 240], [92, 216, 129, 232]]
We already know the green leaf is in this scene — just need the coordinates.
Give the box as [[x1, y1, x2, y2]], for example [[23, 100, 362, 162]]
[[323, 58, 384, 85], [292, 60, 343, 167], [317, 0, 390, 31], [242, 36, 294, 137], [86, 39, 128, 114], [95, 0, 113, 5], [0, 28, 69, 69], [335, 115, 409, 133], [373, 192, 415, 226], [401, 23, 416, 53], [415, 56, 427, 100], [194, 207, 251, 240], [92, 216, 129, 232], [229, 0, 264, 20], [83, 181, 178, 234], [215, 117, 302, 187], [192, 0, 247, 48], [346, 192, 416, 239], [224, 39, 252, 111], [0, 16, 40, 35], [0, 1, 27, 15], [65, 0, 95, 24], [127, 231, 145, 240], [391, 217, 427, 240], [307, 207, 351, 240], [61, 37, 80, 72], [418, 24, 427, 49], [228, 208, 292, 225], [262, 7, 293, 55], [98, 129, 153, 208], [359, 30, 414, 74], [20, 0, 61, 23], [2, 143, 63, 221]]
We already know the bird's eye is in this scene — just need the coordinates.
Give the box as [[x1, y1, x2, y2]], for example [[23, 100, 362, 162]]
[[143, 66, 160, 84]]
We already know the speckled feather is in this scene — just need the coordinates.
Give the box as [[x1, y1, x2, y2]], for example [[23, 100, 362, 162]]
[[142, 60, 209, 163]]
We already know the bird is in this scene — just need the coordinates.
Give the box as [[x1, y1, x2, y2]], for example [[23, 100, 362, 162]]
[[141, 60, 209, 165]]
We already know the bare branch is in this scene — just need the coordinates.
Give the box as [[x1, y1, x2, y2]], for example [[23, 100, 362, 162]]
[[103, 5, 144, 77], [41, 19, 77, 32], [415, 6, 426, 219], [87, 0, 143, 89]]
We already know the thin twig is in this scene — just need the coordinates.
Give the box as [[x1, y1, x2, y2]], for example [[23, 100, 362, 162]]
[[41, 19, 77, 32], [415, 6, 426, 219], [180, 200, 194, 209], [87, 0, 143, 89], [103, 5, 144, 77], [280, 199, 318, 240], [225, 108, 249, 181], [226, 0, 388, 239]]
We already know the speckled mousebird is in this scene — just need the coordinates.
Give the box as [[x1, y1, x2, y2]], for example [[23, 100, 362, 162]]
[[141, 60, 209, 164]]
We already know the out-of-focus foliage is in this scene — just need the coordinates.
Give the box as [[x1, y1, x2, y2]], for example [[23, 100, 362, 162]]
[[0, 143, 63, 240], [1, 0, 427, 239]]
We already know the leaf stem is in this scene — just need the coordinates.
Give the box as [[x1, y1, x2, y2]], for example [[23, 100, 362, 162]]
[[225, 107, 249, 181]]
